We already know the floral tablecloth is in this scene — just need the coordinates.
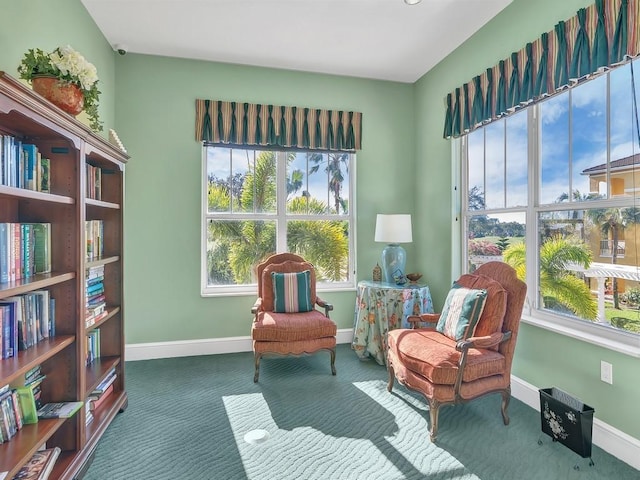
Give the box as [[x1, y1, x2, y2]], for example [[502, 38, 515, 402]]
[[351, 280, 433, 365]]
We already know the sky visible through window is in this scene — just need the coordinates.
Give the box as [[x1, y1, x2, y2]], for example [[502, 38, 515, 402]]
[[468, 60, 640, 213], [207, 148, 349, 211]]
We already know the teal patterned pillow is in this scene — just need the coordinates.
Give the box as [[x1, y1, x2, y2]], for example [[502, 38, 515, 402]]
[[272, 270, 313, 313], [436, 283, 488, 341]]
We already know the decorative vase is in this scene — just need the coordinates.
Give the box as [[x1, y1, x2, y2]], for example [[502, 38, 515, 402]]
[[31, 76, 84, 116]]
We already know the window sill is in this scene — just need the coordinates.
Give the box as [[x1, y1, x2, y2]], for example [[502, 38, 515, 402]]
[[521, 313, 640, 358]]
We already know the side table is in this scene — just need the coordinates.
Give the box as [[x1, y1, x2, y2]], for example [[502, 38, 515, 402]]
[[351, 280, 433, 365]]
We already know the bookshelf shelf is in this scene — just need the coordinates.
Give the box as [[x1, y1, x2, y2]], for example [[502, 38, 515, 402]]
[[86, 306, 120, 332], [0, 272, 75, 297], [0, 418, 66, 478], [0, 336, 75, 384], [85, 198, 120, 210], [85, 356, 120, 396], [0, 185, 75, 204], [86, 256, 119, 268], [0, 71, 128, 480]]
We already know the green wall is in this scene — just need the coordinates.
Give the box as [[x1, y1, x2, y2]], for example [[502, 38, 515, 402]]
[[1, 0, 638, 443], [415, 0, 640, 440], [0, 0, 117, 138], [114, 54, 415, 342]]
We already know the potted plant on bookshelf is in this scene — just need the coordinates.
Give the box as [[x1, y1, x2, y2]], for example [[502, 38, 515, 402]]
[[17, 45, 103, 131]]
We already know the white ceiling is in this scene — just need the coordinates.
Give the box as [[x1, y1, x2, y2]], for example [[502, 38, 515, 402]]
[[82, 0, 512, 84]]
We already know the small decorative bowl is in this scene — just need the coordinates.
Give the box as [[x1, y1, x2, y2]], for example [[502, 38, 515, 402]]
[[406, 273, 423, 284]]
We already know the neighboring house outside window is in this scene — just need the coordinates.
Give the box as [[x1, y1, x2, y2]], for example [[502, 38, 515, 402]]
[[460, 58, 640, 352], [202, 146, 355, 296]]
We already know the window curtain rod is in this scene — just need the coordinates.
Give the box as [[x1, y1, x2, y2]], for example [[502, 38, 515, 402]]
[[443, 0, 639, 139], [195, 99, 362, 151]]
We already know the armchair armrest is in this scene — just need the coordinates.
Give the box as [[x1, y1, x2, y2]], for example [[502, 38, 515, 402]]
[[407, 313, 440, 329], [316, 296, 333, 317], [455, 330, 512, 351], [251, 298, 263, 316]]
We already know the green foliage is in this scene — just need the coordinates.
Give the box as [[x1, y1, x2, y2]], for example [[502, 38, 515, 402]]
[[620, 288, 640, 307], [206, 150, 349, 284], [503, 236, 597, 320], [18, 46, 102, 131], [496, 236, 509, 252]]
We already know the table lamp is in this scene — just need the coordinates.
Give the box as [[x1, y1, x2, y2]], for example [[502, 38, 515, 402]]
[[374, 214, 412, 284]]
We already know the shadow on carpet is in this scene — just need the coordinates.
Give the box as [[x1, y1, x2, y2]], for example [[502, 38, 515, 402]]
[[83, 344, 638, 480]]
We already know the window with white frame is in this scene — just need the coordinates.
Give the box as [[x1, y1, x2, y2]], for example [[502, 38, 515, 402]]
[[461, 58, 640, 350], [202, 146, 355, 295]]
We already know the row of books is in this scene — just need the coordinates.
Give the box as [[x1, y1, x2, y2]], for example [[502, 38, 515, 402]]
[[85, 368, 117, 426], [0, 223, 52, 284], [86, 164, 102, 201], [0, 365, 45, 444], [85, 265, 106, 327], [85, 220, 104, 261], [0, 136, 50, 193], [0, 290, 56, 358], [0, 291, 55, 359], [85, 328, 100, 366]]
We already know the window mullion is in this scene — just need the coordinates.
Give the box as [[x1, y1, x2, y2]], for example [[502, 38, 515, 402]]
[[276, 151, 287, 252], [527, 105, 539, 311]]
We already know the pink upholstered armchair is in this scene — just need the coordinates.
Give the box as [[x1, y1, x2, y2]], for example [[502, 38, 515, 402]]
[[251, 253, 337, 382], [387, 261, 527, 441]]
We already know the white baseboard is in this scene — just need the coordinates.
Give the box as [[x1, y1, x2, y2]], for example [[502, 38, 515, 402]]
[[125, 332, 639, 470], [124, 328, 354, 361], [511, 376, 640, 471]]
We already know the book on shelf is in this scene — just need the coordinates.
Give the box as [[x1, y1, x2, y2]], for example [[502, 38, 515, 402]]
[[85, 220, 104, 261], [21, 143, 38, 192], [29, 223, 51, 274], [14, 386, 38, 424], [0, 222, 51, 283], [92, 368, 117, 396], [39, 157, 50, 193], [11, 446, 61, 480], [0, 390, 17, 442], [89, 383, 113, 411], [37, 401, 84, 419]]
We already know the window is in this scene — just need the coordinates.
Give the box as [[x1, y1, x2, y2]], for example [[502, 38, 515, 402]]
[[202, 146, 355, 295], [461, 58, 640, 351]]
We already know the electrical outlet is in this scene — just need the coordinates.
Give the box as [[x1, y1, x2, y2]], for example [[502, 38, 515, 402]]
[[601, 360, 613, 384]]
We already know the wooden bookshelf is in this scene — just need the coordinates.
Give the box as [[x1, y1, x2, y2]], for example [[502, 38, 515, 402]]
[[0, 71, 128, 480]]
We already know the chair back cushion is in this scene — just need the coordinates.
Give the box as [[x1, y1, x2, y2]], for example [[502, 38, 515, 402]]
[[272, 270, 313, 313], [436, 283, 488, 341], [456, 273, 508, 342], [261, 260, 316, 312]]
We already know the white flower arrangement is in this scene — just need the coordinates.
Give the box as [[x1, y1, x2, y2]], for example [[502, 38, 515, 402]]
[[18, 45, 102, 131]]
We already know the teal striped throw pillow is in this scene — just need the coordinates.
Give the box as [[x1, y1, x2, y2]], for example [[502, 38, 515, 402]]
[[436, 282, 488, 341], [272, 270, 313, 313]]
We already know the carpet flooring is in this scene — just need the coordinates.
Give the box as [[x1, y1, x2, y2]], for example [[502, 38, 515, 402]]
[[83, 344, 639, 479]]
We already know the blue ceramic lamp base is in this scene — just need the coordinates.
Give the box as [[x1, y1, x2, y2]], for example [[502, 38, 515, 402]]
[[381, 243, 407, 284]]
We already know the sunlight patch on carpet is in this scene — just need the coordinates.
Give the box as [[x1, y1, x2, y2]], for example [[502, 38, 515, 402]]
[[353, 380, 480, 479], [223, 381, 480, 480], [223, 389, 406, 479]]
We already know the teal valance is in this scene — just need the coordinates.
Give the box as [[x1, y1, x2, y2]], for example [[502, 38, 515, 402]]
[[195, 99, 362, 151], [444, 0, 640, 138]]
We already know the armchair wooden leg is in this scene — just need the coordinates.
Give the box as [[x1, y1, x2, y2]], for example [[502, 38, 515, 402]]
[[428, 400, 441, 442], [330, 348, 337, 375], [501, 387, 511, 425], [253, 353, 262, 383], [387, 364, 395, 392]]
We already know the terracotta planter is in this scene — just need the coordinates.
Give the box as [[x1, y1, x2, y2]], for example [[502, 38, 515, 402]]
[[31, 76, 84, 116]]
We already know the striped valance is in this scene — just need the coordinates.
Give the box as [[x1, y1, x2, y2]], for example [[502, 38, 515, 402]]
[[444, 0, 640, 139], [195, 99, 362, 151]]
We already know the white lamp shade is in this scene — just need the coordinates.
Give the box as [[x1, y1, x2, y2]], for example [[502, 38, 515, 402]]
[[374, 214, 413, 244]]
